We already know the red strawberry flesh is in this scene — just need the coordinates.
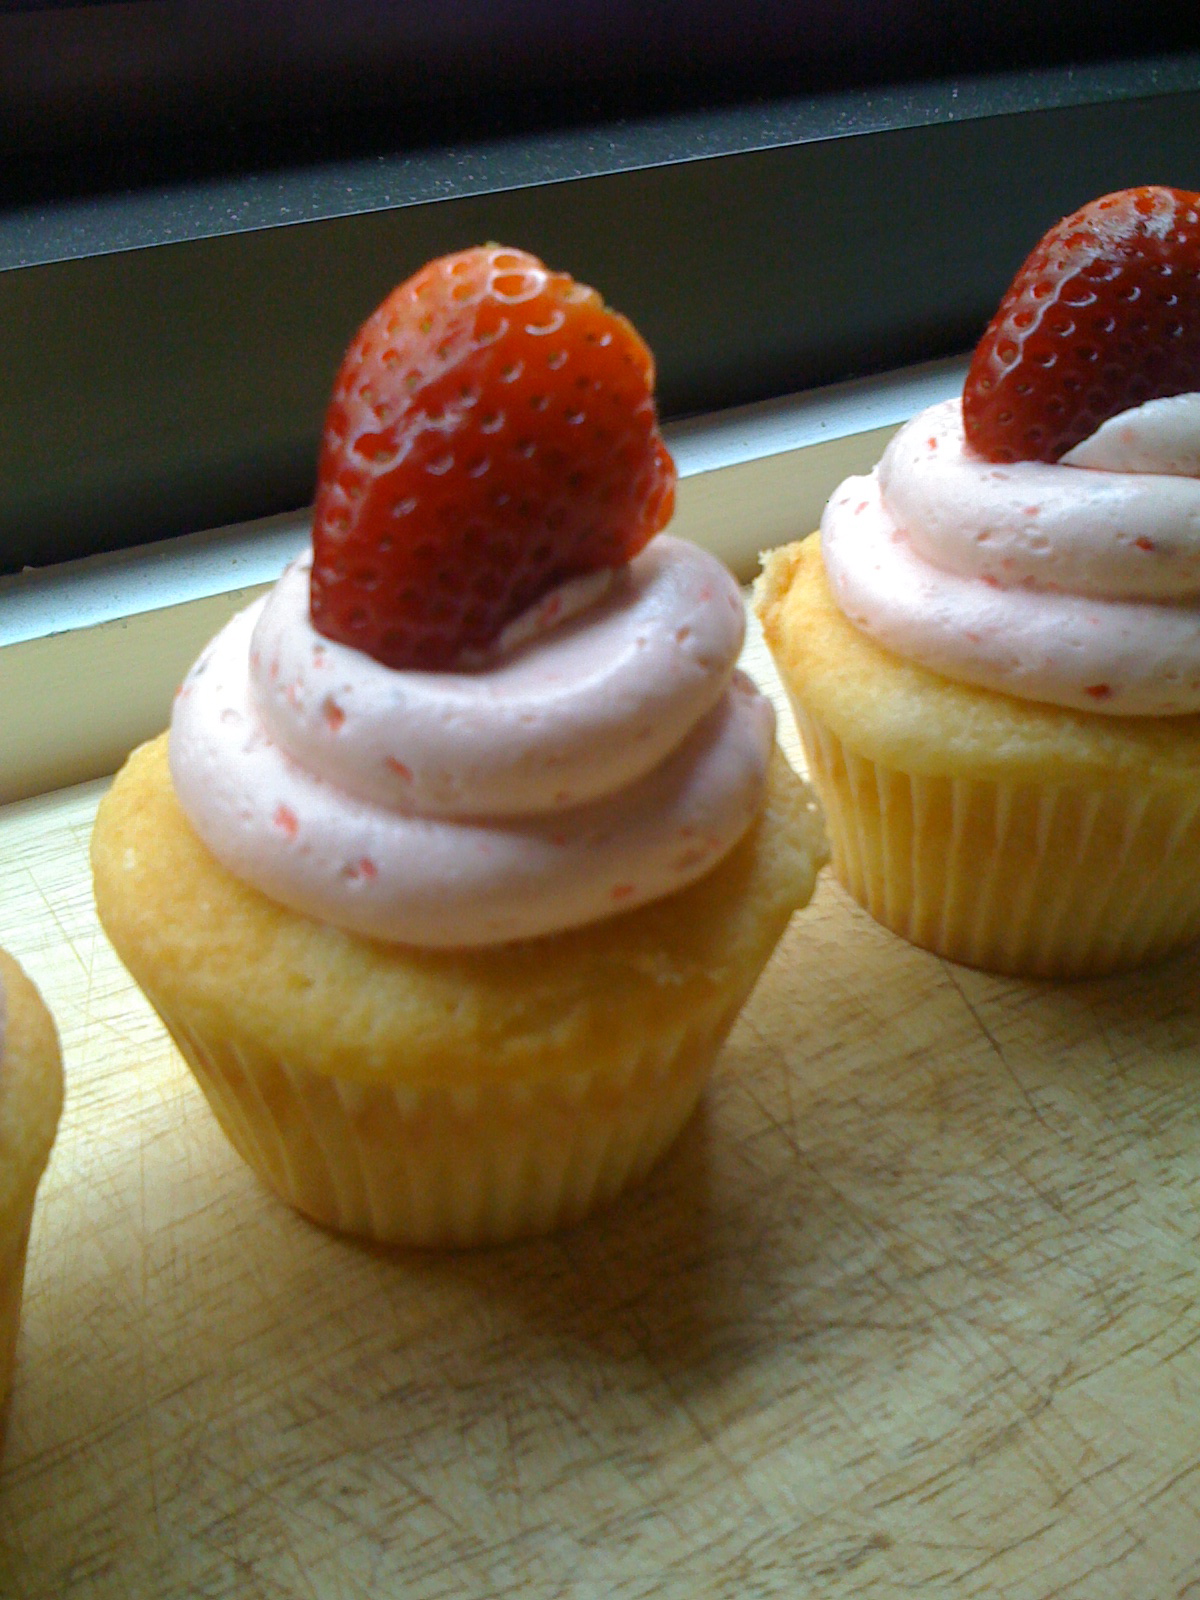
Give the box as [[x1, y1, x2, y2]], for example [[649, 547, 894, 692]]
[[310, 245, 676, 670], [963, 186, 1200, 464]]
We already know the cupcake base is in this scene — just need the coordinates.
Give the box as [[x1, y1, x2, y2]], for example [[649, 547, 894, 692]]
[[0, 950, 64, 1426], [155, 988, 740, 1247], [798, 708, 1200, 978], [0, 1208, 33, 1435], [759, 536, 1200, 979], [93, 735, 825, 1247]]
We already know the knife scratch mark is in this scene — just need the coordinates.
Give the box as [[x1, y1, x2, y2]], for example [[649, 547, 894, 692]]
[[940, 963, 1054, 1138]]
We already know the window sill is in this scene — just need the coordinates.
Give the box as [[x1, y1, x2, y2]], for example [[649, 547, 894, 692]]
[[0, 355, 964, 805]]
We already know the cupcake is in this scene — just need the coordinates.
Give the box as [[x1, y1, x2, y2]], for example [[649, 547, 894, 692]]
[[93, 245, 825, 1247], [0, 950, 63, 1422], [759, 186, 1200, 978]]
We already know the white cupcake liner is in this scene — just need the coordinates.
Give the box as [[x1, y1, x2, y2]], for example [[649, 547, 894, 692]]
[[796, 706, 1200, 978], [151, 993, 744, 1247]]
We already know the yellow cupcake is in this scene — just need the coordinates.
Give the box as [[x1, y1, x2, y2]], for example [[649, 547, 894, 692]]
[[0, 950, 63, 1424], [92, 735, 824, 1246], [758, 536, 1200, 979], [93, 246, 828, 1245]]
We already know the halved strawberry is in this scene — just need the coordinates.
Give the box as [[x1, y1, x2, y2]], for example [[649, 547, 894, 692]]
[[963, 186, 1200, 463], [309, 245, 676, 670]]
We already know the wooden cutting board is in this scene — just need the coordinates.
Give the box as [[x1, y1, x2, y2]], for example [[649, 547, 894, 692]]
[[2, 618, 1200, 1598]]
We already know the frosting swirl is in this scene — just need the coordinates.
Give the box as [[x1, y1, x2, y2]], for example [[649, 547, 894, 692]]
[[170, 535, 774, 947], [822, 394, 1200, 714]]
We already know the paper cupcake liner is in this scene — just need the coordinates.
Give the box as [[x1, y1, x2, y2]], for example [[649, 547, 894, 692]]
[[795, 706, 1200, 978], [0, 1204, 34, 1428], [149, 993, 742, 1247]]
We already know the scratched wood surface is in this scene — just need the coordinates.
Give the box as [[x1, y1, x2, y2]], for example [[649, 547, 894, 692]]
[[2, 620, 1200, 1598]]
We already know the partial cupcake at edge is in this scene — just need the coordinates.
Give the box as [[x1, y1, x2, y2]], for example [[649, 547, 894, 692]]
[[92, 244, 827, 1248], [0, 951, 62, 1429], [759, 185, 1200, 979]]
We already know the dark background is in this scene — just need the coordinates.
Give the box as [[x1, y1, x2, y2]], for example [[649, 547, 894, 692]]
[[3, 1, 1197, 202], [2, 4, 1199, 569]]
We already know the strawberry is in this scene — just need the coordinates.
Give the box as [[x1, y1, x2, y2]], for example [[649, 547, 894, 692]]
[[309, 245, 676, 670], [963, 186, 1200, 463]]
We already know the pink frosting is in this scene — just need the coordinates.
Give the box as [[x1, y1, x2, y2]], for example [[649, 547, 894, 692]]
[[169, 535, 774, 947], [822, 395, 1200, 714]]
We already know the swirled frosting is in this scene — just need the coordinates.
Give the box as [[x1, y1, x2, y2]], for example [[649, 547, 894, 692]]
[[822, 394, 1200, 714], [169, 535, 774, 947]]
